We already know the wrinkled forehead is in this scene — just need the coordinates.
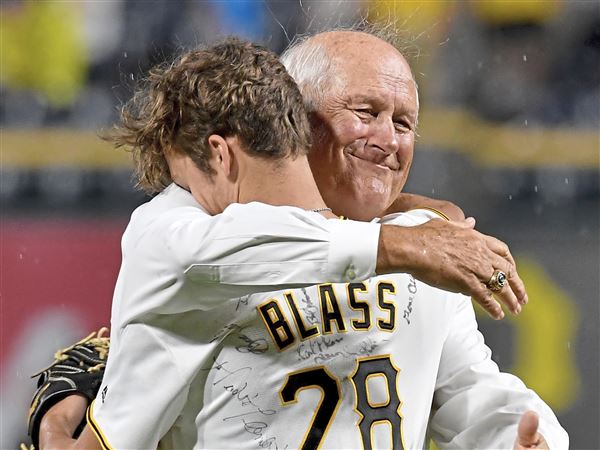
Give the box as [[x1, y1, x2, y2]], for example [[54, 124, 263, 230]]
[[334, 54, 418, 111], [323, 36, 416, 99], [338, 66, 416, 97], [323, 33, 413, 77]]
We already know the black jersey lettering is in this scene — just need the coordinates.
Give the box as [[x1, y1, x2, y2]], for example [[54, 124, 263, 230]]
[[319, 284, 347, 334], [258, 300, 296, 350]]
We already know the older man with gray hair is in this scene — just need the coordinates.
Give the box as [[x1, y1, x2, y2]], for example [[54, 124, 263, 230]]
[[279, 28, 567, 449], [280, 28, 527, 320]]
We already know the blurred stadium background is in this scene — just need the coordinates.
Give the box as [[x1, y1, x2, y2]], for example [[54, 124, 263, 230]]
[[1, 1, 598, 449]]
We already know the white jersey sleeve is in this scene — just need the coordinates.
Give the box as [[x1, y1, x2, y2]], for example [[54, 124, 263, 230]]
[[383, 209, 568, 448], [171, 202, 380, 288], [88, 184, 385, 449], [430, 295, 569, 449], [120, 185, 381, 316], [88, 324, 190, 450]]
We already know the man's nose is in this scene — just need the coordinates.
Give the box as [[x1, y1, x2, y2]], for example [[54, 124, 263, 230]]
[[369, 115, 399, 155]]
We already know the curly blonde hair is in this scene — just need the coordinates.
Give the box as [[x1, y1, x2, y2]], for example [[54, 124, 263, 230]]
[[108, 38, 312, 193]]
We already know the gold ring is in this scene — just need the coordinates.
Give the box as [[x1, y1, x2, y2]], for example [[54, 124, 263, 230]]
[[487, 269, 507, 292]]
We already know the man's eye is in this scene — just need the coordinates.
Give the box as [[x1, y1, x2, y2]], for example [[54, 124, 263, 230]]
[[394, 121, 411, 132], [354, 108, 375, 118]]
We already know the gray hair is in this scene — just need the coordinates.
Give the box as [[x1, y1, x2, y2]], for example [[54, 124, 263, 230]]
[[280, 37, 333, 113], [280, 22, 420, 113]]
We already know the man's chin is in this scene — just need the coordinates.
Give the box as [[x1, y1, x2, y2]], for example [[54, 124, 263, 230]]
[[337, 197, 389, 222]]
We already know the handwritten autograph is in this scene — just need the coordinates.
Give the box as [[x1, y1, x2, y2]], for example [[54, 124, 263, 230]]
[[203, 358, 288, 450], [403, 276, 418, 325], [241, 419, 289, 450], [298, 288, 320, 326], [236, 295, 250, 311], [235, 330, 269, 354], [297, 335, 384, 364]]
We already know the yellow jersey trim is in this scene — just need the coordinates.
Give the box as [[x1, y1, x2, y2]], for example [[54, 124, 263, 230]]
[[86, 400, 114, 450], [408, 206, 451, 221]]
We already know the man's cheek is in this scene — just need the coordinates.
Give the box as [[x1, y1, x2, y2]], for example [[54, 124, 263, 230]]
[[338, 119, 367, 144], [398, 135, 415, 157]]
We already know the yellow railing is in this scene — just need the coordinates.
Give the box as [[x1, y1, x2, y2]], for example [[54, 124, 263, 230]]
[[1, 107, 598, 169]]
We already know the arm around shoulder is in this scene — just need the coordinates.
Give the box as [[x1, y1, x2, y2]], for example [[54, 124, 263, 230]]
[[163, 203, 383, 286]]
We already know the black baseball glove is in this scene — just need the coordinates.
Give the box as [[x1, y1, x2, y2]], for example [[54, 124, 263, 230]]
[[27, 327, 110, 449]]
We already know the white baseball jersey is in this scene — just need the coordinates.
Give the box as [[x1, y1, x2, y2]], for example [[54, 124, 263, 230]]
[[89, 184, 568, 450]]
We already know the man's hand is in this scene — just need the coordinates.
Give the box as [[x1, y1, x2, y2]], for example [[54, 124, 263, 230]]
[[514, 411, 549, 449], [386, 193, 466, 222], [378, 218, 528, 319]]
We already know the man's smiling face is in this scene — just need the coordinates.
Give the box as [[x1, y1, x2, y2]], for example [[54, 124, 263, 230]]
[[308, 32, 419, 221]]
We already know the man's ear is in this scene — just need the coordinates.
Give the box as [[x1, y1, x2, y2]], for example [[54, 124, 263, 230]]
[[207, 134, 232, 177]]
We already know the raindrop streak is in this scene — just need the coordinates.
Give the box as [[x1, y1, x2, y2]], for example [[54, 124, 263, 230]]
[[124, 52, 128, 58], [565, 178, 569, 184], [534, 185, 539, 193], [524, 119, 528, 126], [523, 54, 527, 62], [508, 195, 513, 200], [130, 73, 134, 80]]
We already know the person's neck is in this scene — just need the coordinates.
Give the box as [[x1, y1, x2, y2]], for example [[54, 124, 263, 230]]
[[239, 155, 330, 213], [172, 151, 334, 217]]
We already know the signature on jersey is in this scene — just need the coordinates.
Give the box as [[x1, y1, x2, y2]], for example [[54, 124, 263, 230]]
[[403, 276, 418, 325], [297, 335, 386, 364], [298, 288, 320, 326], [235, 329, 269, 354], [203, 357, 288, 450], [241, 419, 289, 450]]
